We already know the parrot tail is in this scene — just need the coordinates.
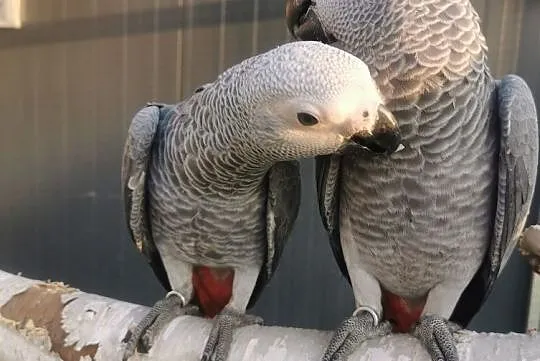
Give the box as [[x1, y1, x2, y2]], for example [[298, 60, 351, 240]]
[[382, 289, 427, 333], [192, 266, 234, 318]]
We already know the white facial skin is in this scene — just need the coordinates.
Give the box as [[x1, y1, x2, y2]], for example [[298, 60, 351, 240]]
[[257, 86, 390, 156]]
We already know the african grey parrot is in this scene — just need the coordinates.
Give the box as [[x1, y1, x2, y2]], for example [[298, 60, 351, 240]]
[[120, 40, 401, 361], [286, 1, 539, 360]]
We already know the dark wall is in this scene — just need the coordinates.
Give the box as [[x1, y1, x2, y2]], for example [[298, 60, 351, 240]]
[[0, 0, 537, 332]]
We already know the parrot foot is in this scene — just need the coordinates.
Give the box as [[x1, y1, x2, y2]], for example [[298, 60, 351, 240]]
[[322, 309, 392, 361], [201, 307, 263, 361], [412, 315, 461, 361], [122, 291, 200, 361]]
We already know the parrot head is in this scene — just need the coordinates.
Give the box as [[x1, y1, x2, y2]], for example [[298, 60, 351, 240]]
[[211, 41, 402, 158], [286, 0, 397, 60], [285, 0, 484, 70]]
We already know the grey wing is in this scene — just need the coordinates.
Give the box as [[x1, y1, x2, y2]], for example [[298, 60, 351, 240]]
[[316, 154, 350, 282], [452, 75, 539, 325], [121, 103, 175, 291], [247, 160, 302, 308], [490, 76, 539, 277]]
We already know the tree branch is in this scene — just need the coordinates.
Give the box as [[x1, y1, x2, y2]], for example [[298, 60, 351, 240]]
[[0, 269, 538, 361], [519, 225, 540, 273]]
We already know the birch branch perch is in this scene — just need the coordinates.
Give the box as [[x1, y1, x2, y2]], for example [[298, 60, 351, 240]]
[[0, 269, 539, 361], [519, 225, 540, 273]]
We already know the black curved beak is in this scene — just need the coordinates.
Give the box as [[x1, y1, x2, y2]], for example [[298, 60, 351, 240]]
[[349, 106, 402, 155], [285, 0, 336, 43]]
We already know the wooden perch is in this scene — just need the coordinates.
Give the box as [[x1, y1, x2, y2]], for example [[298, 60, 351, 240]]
[[519, 225, 540, 273], [0, 269, 539, 361]]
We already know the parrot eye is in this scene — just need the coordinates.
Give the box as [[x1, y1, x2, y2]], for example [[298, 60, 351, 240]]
[[297, 112, 319, 126]]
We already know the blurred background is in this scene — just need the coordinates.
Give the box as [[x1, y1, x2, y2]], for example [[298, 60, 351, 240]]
[[0, 0, 539, 333]]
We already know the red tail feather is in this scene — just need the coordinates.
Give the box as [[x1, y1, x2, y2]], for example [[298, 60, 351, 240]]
[[192, 266, 234, 318], [382, 289, 426, 333]]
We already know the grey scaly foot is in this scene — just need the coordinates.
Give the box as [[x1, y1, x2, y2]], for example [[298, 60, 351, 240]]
[[412, 315, 461, 361], [201, 307, 263, 361], [122, 291, 200, 361], [322, 307, 392, 361]]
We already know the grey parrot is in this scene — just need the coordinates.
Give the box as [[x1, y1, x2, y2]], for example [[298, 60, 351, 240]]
[[120, 40, 401, 361], [286, 1, 539, 360]]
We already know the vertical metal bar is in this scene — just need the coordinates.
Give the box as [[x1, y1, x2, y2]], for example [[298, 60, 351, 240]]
[[251, 0, 259, 56], [175, 0, 184, 100], [218, 0, 226, 73], [121, 0, 128, 129], [152, 0, 160, 100]]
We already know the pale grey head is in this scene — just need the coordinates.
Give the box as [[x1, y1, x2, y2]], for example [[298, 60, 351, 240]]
[[195, 41, 401, 159], [286, 0, 408, 56]]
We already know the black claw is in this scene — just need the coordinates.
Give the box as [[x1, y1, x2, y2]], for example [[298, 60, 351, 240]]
[[322, 311, 391, 361], [413, 315, 459, 361], [201, 320, 221, 361], [215, 318, 233, 361], [122, 305, 162, 360], [122, 294, 194, 361], [201, 308, 263, 361], [140, 327, 158, 352], [331, 330, 361, 360], [427, 339, 445, 361], [122, 329, 133, 344], [202, 313, 233, 361], [322, 316, 359, 361]]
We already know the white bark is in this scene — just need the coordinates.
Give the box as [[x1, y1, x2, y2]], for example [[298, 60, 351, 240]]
[[0, 269, 539, 361], [521, 225, 540, 331], [520, 225, 540, 273]]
